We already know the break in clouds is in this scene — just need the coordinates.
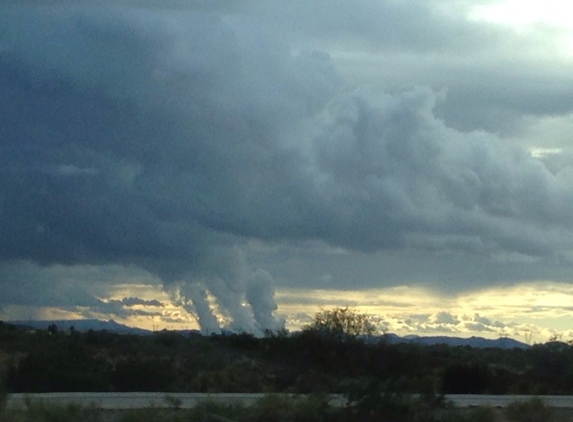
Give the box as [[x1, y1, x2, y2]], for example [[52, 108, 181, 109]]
[[1, 5, 573, 333]]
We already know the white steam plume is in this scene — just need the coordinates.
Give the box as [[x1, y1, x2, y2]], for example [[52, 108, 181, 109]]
[[246, 269, 285, 332], [182, 283, 221, 335], [206, 276, 257, 334], [172, 248, 284, 335]]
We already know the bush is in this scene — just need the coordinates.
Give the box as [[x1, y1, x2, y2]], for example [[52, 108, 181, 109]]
[[504, 398, 552, 422], [465, 406, 497, 422], [247, 394, 339, 422], [441, 406, 497, 422], [0, 390, 6, 417], [346, 380, 444, 422], [188, 400, 247, 422], [0, 377, 6, 411], [119, 407, 188, 422], [0, 351, 10, 415], [303, 307, 377, 341], [8, 400, 101, 422]]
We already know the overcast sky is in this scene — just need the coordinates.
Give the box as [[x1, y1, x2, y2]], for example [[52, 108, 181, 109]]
[[1, 0, 573, 341]]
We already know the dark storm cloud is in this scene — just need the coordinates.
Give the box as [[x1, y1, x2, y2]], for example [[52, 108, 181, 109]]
[[0, 261, 103, 308], [260, 0, 573, 135], [0, 261, 162, 319], [0, 4, 338, 331], [429, 65, 573, 134], [2, 3, 573, 318], [309, 86, 573, 257], [226, 0, 505, 54], [0, 6, 341, 275]]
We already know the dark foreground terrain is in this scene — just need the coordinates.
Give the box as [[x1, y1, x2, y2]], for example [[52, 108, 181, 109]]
[[1, 394, 570, 422], [2, 319, 573, 396], [4, 316, 573, 421]]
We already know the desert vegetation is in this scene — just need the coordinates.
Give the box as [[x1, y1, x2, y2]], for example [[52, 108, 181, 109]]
[[2, 312, 573, 396], [0, 395, 560, 422], [1, 309, 573, 421]]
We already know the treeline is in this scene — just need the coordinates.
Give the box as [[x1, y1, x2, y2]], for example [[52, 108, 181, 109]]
[[1, 320, 573, 395]]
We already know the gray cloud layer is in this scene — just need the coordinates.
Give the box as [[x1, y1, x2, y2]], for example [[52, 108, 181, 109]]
[[1, 3, 573, 325]]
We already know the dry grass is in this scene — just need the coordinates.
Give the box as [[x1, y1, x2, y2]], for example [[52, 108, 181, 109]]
[[2, 396, 573, 422]]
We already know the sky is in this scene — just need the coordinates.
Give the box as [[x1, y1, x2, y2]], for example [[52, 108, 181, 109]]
[[1, 0, 573, 343]]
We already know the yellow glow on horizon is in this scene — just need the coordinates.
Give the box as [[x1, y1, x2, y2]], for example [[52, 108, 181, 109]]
[[276, 282, 573, 343], [5, 280, 573, 343]]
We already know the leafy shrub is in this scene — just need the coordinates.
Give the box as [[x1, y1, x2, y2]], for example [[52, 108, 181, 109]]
[[504, 398, 552, 422], [303, 307, 377, 341]]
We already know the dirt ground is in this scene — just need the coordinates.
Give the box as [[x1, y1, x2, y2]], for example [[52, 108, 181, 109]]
[[97, 408, 573, 422], [440, 406, 573, 422], [5, 406, 573, 422]]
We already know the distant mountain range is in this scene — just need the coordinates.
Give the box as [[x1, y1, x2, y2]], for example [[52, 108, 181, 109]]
[[8, 319, 153, 335], [6, 319, 530, 349], [385, 333, 529, 349]]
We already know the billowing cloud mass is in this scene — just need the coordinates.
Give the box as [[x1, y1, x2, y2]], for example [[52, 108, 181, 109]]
[[1, 2, 573, 335]]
